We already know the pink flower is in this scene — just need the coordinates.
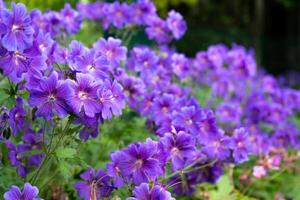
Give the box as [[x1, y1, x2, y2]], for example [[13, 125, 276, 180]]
[[253, 165, 267, 178]]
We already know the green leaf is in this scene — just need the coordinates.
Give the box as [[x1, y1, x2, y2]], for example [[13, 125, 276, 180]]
[[210, 174, 233, 200], [74, 156, 90, 168], [55, 147, 76, 159], [210, 174, 256, 200], [0, 90, 9, 104], [5, 96, 16, 108], [58, 160, 73, 180]]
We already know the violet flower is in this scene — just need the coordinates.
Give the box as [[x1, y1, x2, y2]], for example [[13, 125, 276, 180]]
[[106, 151, 126, 188], [97, 80, 126, 120], [160, 131, 196, 171], [4, 182, 41, 200], [75, 113, 101, 141], [197, 109, 219, 145], [1, 3, 34, 51], [166, 10, 186, 39], [28, 71, 71, 120], [201, 129, 232, 160], [132, 0, 157, 25], [231, 127, 252, 163], [107, 2, 131, 29], [0, 45, 47, 83], [60, 3, 82, 34], [128, 47, 158, 72], [67, 40, 88, 65], [93, 37, 127, 67], [145, 16, 171, 43], [9, 97, 25, 136], [22, 129, 45, 167], [171, 53, 190, 79], [74, 168, 113, 200], [5, 140, 29, 177], [68, 73, 100, 117], [172, 106, 202, 135], [72, 49, 109, 80], [127, 183, 175, 200], [119, 139, 162, 185], [152, 93, 175, 125]]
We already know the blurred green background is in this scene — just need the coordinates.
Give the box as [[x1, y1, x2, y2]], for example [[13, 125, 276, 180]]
[[9, 0, 300, 75]]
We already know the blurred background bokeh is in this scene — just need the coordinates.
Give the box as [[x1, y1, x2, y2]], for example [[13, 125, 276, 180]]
[[11, 0, 300, 75]]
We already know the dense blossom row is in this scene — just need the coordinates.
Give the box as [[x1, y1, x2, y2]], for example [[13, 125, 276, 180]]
[[78, 0, 186, 43], [0, 1, 299, 200], [192, 44, 300, 176]]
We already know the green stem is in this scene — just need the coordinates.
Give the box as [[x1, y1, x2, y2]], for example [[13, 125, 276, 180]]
[[164, 157, 209, 181], [31, 154, 51, 184], [39, 168, 58, 190], [30, 116, 74, 185]]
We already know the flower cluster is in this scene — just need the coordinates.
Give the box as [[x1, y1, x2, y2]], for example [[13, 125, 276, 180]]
[[73, 43, 258, 197], [5, 129, 44, 177], [78, 0, 186, 43], [192, 44, 300, 161], [0, 1, 299, 200], [0, 2, 127, 179]]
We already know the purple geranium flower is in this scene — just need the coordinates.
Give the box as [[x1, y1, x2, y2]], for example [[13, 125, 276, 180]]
[[201, 129, 232, 160], [97, 80, 126, 120], [137, 90, 158, 117], [172, 106, 202, 135], [28, 71, 71, 120], [74, 168, 113, 200], [145, 16, 171, 43], [93, 37, 127, 67], [53, 46, 68, 64], [1, 3, 34, 51], [5, 129, 44, 177], [5, 140, 30, 177], [72, 49, 109, 80], [160, 131, 196, 171], [0, 45, 47, 83], [119, 74, 146, 108], [67, 40, 88, 65], [68, 73, 100, 117], [107, 2, 131, 29], [127, 183, 175, 200], [22, 129, 45, 167], [119, 139, 162, 185], [140, 66, 171, 89], [4, 182, 41, 200], [207, 44, 227, 69], [132, 0, 157, 25], [227, 45, 256, 78], [128, 46, 158, 72], [171, 53, 190, 79], [152, 93, 175, 125], [75, 113, 101, 141], [231, 127, 252, 163], [34, 31, 55, 57], [197, 109, 219, 145], [211, 77, 234, 98], [106, 151, 126, 188], [216, 102, 241, 125], [60, 3, 82, 34], [9, 97, 25, 136], [265, 103, 288, 124], [77, 2, 105, 20], [166, 10, 186, 39]]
